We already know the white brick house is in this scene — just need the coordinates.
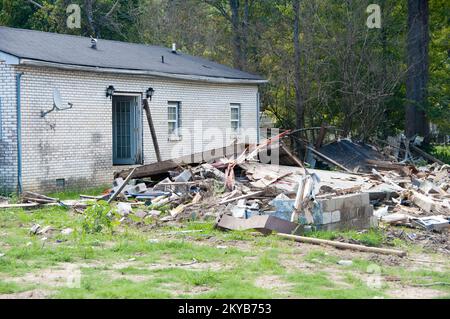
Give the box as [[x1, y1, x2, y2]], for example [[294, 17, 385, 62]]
[[0, 27, 266, 193]]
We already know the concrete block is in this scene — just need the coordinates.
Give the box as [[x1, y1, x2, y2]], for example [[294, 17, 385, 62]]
[[360, 193, 370, 206], [331, 210, 341, 223], [322, 212, 332, 224], [128, 183, 147, 194], [320, 198, 336, 212], [113, 177, 124, 188]]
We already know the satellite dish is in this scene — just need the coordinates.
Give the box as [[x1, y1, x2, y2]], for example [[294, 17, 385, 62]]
[[53, 89, 63, 110], [41, 88, 73, 117]]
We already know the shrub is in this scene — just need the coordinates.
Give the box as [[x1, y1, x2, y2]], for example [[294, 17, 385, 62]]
[[81, 201, 119, 234]]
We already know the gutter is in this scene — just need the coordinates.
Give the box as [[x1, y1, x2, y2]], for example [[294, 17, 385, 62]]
[[19, 59, 269, 85], [16, 72, 23, 193]]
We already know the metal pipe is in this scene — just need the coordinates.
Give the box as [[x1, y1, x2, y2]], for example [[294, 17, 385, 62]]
[[16, 72, 23, 193]]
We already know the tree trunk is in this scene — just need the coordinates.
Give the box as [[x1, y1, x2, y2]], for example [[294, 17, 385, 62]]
[[405, 0, 430, 141], [229, 0, 243, 70], [293, 0, 304, 153]]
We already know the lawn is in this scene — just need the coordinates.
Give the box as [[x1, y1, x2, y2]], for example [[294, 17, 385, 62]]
[[0, 192, 449, 299]]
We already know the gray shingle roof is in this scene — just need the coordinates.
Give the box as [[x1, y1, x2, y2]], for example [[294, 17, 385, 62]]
[[0, 26, 265, 82]]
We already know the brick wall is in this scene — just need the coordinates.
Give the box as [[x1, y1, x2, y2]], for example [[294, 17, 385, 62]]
[[13, 65, 259, 191], [0, 62, 17, 193]]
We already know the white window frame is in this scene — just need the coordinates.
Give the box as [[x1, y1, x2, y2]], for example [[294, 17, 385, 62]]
[[230, 103, 241, 133], [168, 101, 181, 139]]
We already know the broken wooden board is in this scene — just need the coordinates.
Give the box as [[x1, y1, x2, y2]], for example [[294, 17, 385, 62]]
[[410, 190, 449, 215], [0, 203, 41, 209], [239, 162, 398, 195], [115, 143, 247, 179]]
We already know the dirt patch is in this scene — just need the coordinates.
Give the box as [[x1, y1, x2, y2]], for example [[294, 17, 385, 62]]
[[7, 263, 81, 288], [0, 289, 50, 299], [254, 275, 292, 292], [387, 286, 447, 299], [170, 284, 213, 296], [109, 271, 153, 283]]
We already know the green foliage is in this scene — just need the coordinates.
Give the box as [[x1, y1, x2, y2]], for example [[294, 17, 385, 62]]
[[81, 201, 118, 234], [431, 145, 450, 164], [0, 0, 448, 136], [307, 228, 386, 247]]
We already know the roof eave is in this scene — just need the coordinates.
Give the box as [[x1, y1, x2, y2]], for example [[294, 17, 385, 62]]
[[19, 59, 269, 84]]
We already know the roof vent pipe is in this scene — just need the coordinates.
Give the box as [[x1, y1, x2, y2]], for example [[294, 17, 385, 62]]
[[90, 36, 97, 49], [171, 43, 177, 54]]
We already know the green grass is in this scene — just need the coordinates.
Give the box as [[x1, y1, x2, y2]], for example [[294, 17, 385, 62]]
[[46, 185, 110, 200], [0, 198, 449, 299], [431, 145, 450, 164], [306, 228, 385, 247]]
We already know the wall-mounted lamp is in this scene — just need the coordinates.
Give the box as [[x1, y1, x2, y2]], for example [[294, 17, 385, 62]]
[[106, 85, 115, 99], [146, 87, 155, 100]]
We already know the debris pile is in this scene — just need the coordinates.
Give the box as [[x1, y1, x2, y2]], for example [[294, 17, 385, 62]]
[[1, 130, 448, 256]]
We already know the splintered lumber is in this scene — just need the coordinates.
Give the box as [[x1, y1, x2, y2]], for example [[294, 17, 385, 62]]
[[218, 191, 264, 205], [115, 143, 247, 179], [410, 190, 448, 214], [143, 99, 162, 162], [0, 203, 40, 209], [277, 233, 407, 257], [107, 168, 136, 204], [22, 191, 58, 202]]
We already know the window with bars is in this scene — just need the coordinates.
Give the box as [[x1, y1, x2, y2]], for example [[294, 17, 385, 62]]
[[168, 101, 181, 136], [230, 103, 241, 133]]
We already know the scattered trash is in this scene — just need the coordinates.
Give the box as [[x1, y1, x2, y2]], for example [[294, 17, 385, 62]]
[[4, 132, 447, 259], [117, 202, 132, 216], [337, 260, 353, 266], [30, 224, 41, 235], [61, 228, 74, 235]]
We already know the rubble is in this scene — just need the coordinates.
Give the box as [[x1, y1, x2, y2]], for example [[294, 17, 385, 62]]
[[1, 130, 448, 255]]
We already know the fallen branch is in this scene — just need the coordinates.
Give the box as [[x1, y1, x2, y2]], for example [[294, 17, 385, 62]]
[[277, 233, 406, 257]]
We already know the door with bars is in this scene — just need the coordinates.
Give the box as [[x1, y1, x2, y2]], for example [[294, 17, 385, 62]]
[[112, 95, 142, 165]]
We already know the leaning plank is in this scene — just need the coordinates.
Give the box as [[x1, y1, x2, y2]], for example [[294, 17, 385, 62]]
[[277, 233, 406, 257], [143, 99, 162, 162], [115, 143, 247, 179], [410, 144, 445, 165], [107, 168, 136, 204]]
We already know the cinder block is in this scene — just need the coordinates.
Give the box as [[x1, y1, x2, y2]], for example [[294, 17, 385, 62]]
[[320, 198, 336, 212], [128, 183, 147, 194], [113, 177, 124, 188], [360, 193, 370, 206], [331, 210, 341, 223], [322, 212, 332, 224]]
